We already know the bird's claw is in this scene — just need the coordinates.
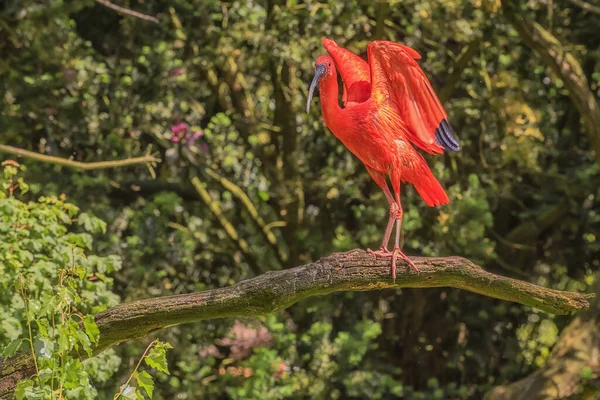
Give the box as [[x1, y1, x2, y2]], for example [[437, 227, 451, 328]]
[[367, 246, 419, 280], [367, 246, 389, 256]]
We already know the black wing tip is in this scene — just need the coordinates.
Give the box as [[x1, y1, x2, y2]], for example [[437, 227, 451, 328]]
[[435, 119, 460, 152]]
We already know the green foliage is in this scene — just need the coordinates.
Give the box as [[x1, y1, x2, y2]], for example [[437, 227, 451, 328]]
[[432, 174, 495, 262], [0, 163, 121, 398], [0, 164, 173, 399], [516, 314, 559, 368], [222, 316, 389, 400], [115, 340, 172, 400]]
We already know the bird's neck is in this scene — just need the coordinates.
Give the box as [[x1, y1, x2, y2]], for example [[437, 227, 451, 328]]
[[319, 71, 344, 129]]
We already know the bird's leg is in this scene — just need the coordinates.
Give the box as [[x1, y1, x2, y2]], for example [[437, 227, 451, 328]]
[[362, 169, 418, 279], [390, 193, 419, 276], [368, 188, 419, 280], [365, 169, 396, 254], [389, 208, 419, 277], [367, 202, 397, 254]]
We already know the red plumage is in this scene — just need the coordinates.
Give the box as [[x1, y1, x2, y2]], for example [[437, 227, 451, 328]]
[[307, 38, 460, 278]]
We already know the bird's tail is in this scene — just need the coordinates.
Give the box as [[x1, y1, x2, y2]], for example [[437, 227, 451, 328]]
[[412, 167, 450, 207]]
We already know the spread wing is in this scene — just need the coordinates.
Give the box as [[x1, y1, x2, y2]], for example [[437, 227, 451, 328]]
[[367, 40, 460, 154], [322, 38, 371, 105]]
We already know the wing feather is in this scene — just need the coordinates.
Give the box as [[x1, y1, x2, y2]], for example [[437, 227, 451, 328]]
[[367, 40, 460, 154], [322, 38, 371, 105]]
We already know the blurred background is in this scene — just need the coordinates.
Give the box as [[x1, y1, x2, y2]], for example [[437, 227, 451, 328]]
[[1, 0, 600, 398]]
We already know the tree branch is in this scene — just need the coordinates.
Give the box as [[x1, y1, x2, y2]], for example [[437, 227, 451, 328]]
[[568, 0, 600, 16], [0, 145, 160, 171], [0, 251, 593, 397], [94, 0, 159, 23]]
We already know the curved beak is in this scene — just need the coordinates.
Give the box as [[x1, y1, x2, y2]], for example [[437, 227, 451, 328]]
[[306, 64, 326, 113]]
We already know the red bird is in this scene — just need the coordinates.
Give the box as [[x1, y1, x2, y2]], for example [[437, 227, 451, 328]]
[[306, 38, 460, 279]]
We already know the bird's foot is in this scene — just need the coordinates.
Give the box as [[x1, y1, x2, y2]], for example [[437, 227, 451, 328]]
[[367, 246, 419, 280], [367, 246, 389, 256]]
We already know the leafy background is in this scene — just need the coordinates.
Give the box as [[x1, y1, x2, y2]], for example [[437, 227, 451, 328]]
[[1, 0, 599, 398]]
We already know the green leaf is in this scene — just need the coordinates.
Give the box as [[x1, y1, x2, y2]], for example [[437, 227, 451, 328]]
[[78, 212, 107, 233], [14, 379, 34, 400], [118, 385, 138, 399], [76, 330, 92, 356], [136, 370, 154, 398], [36, 318, 49, 337], [61, 365, 80, 389], [74, 265, 86, 280], [58, 325, 71, 352], [258, 190, 270, 201], [58, 210, 72, 224], [83, 315, 100, 343], [3, 338, 23, 357], [144, 341, 172, 374], [26, 300, 41, 322], [78, 212, 91, 229], [17, 177, 29, 195], [66, 233, 93, 250]]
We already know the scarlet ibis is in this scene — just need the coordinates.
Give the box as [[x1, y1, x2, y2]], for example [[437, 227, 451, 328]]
[[306, 38, 460, 279]]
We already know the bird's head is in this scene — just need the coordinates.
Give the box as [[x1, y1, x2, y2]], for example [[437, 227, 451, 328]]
[[306, 55, 335, 113]]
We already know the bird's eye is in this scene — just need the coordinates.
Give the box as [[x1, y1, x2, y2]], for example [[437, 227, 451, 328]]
[[328, 63, 331, 67]]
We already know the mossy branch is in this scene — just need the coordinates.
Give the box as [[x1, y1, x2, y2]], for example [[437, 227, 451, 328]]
[[0, 145, 160, 171], [0, 251, 593, 397]]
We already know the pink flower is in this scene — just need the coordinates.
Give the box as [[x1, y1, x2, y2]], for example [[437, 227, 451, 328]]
[[171, 68, 185, 77], [169, 122, 208, 150], [171, 123, 188, 134]]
